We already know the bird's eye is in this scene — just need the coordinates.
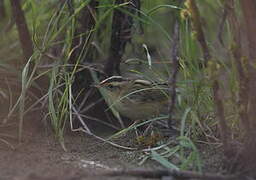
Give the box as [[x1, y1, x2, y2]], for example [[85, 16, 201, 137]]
[[108, 84, 114, 89]]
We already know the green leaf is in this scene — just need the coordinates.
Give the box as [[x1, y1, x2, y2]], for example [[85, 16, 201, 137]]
[[151, 150, 179, 170]]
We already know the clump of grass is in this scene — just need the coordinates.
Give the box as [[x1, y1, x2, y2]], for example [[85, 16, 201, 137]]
[[1, 0, 247, 173]]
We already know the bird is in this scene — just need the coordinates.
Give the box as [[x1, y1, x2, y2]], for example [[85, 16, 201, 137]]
[[96, 76, 169, 123]]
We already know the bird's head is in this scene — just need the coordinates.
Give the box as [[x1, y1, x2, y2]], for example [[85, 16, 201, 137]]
[[96, 76, 132, 95]]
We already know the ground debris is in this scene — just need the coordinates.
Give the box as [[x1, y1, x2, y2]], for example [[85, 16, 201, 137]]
[[103, 168, 249, 180]]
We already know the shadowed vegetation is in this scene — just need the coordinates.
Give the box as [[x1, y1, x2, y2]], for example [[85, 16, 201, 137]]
[[1, 0, 256, 179]]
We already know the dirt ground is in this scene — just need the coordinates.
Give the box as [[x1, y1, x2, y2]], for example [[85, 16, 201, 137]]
[[0, 109, 226, 180], [0, 117, 150, 180]]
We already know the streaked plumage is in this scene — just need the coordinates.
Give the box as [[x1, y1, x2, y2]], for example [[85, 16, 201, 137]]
[[98, 76, 169, 121]]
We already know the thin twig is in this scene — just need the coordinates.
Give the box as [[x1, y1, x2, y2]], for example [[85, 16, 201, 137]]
[[76, 113, 119, 130], [188, 0, 210, 66], [0, 138, 15, 150], [168, 21, 180, 128], [218, 2, 228, 46], [70, 127, 137, 151], [70, 102, 136, 150], [227, 0, 251, 134]]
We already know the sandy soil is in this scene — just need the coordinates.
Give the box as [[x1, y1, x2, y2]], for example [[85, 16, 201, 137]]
[[0, 117, 226, 180], [1, 111, 153, 180]]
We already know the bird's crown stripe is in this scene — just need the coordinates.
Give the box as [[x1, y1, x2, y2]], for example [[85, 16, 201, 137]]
[[100, 76, 125, 84]]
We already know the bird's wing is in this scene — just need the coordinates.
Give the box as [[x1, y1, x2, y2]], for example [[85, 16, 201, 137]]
[[126, 83, 169, 104]]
